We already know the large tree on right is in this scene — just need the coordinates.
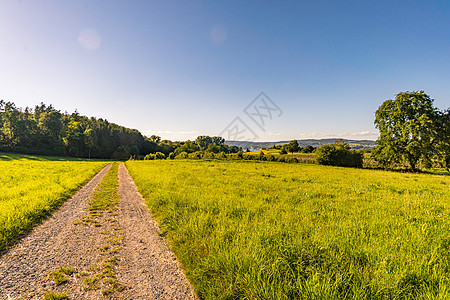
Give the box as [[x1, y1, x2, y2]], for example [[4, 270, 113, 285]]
[[373, 91, 438, 171]]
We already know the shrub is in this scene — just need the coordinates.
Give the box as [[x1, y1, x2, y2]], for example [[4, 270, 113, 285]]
[[144, 152, 166, 160], [168, 152, 175, 159], [316, 141, 363, 168], [301, 145, 315, 153], [112, 145, 130, 160], [216, 152, 227, 160], [175, 152, 188, 159], [203, 152, 215, 159], [259, 151, 266, 161], [286, 157, 298, 163], [277, 156, 286, 162], [155, 152, 166, 159], [144, 153, 156, 160], [188, 151, 202, 159], [267, 155, 276, 161], [244, 154, 254, 160]]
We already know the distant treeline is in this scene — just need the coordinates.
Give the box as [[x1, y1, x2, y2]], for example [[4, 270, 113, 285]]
[[0, 100, 151, 158], [0, 101, 241, 159]]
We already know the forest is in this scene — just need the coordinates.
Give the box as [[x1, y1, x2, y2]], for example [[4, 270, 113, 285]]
[[0, 100, 241, 159]]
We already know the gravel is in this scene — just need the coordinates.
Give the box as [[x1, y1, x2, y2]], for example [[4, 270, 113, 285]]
[[0, 163, 196, 299]]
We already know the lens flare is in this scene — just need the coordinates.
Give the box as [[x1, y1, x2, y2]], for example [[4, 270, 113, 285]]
[[210, 25, 228, 45], [78, 29, 101, 50]]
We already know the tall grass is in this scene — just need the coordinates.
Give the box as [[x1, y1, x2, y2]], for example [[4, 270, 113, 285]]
[[126, 160, 449, 299], [0, 153, 107, 252]]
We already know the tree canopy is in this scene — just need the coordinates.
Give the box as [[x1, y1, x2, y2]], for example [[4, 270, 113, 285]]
[[0, 101, 151, 159], [373, 91, 449, 170], [0, 100, 240, 159]]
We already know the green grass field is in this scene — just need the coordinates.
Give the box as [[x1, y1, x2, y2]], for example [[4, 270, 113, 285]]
[[126, 160, 450, 299], [0, 153, 107, 252]]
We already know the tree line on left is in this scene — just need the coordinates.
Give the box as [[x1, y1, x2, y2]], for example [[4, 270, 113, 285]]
[[0, 100, 242, 159], [0, 100, 163, 159]]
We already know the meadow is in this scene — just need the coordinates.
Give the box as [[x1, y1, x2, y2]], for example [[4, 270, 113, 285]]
[[126, 160, 450, 299], [0, 152, 107, 252]]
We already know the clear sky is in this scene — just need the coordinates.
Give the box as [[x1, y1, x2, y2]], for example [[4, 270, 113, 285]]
[[1, 0, 449, 142]]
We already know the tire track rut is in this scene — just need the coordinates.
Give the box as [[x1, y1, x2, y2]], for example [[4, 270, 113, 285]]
[[0, 164, 111, 299], [0, 163, 196, 299], [115, 163, 195, 299]]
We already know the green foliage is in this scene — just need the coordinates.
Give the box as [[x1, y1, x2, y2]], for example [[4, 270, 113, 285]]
[[0, 153, 106, 252], [286, 139, 300, 153], [47, 266, 74, 286], [144, 153, 156, 160], [111, 145, 130, 160], [277, 155, 286, 162], [126, 160, 450, 299], [258, 151, 266, 161], [215, 152, 227, 159], [187, 151, 202, 159], [301, 145, 315, 153], [42, 291, 69, 300], [316, 140, 363, 168], [435, 109, 450, 170], [175, 151, 188, 159], [176, 141, 200, 154], [0, 100, 145, 159], [286, 156, 298, 163], [373, 91, 440, 170], [89, 163, 119, 213], [154, 152, 166, 159]]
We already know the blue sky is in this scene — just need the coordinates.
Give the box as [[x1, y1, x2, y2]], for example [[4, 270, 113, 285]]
[[1, 0, 449, 141]]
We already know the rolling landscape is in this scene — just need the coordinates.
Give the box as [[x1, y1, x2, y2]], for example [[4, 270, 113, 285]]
[[1, 1, 450, 300], [225, 139, 377, 151]]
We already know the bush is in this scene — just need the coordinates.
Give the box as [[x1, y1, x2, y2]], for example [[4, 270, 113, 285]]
[[267, 155, 276, 161], [244, 154, 254, 160], [175, 152, 188, 159], [301, 145, 315, 153], [316, 141, 363, 168], [286, 157, 298, 163], [216, 152, 227, 159], [144, 152, 166, 160], [144, 153, 156, 160], [277, 156, 286, 162], [155, 152, 166, 159], [203, 152, 215, 159], [259, 151, 266, 161], [168, 152, 175, 159], [188, 151, 202, 159], [112, 145, 130, 160]]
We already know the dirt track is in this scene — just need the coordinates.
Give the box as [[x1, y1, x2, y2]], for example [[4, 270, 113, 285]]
[[0, 163, 195, 299]]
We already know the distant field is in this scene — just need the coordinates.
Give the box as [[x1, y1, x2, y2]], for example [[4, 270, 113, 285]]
[[126, 160, 450, 299], [0, 153, 107, 251]]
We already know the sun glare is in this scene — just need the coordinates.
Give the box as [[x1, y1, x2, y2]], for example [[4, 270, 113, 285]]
[[78, 29, 102, 51]]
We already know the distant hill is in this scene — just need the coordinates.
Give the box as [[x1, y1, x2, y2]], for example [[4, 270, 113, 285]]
[[225, 139, 377, 151]]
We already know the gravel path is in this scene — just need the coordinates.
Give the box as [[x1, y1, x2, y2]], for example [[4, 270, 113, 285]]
[[0, 164, 112, 299], [115, 163, 196, 299], [0, 163, 196, 299]]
